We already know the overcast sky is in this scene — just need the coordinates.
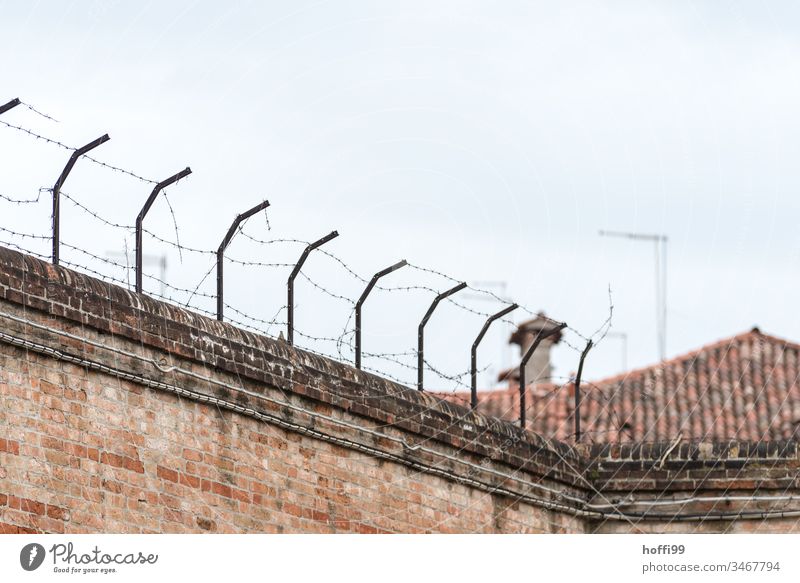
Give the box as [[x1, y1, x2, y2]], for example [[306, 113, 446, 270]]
[[3, 1, 800, 392]]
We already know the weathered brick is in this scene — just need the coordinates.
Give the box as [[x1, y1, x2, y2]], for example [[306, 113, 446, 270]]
[[157, 465, 179, 483]]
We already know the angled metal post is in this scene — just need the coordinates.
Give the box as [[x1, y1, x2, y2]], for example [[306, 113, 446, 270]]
[[417, 282, 466, 391], [518, 322, 567, 428], [287, 230, 339, 343], [574, 339, 593, 443], [216, 200, 271, 321], [471, 303, 518, 409], [135, 167, 191, 293], [0, 98, 21, 115], [51, 134, 110, 264], [355, 260, 407, 369]]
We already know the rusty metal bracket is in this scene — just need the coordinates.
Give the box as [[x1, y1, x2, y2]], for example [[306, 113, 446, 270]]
[[51, 134, 110, 264], [287, 230, 339, 343], [216, 200, 271, 321], [471, 303, 518, 408], [135, 167, 191, 293], [574, 339, 593, 442], [417, 282, 466, 391], [0, 98, 20, 115], [355, 260, 407, 369]]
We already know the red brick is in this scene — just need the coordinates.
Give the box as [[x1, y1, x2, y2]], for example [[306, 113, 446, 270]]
[[46, 505, 70, 521], [100, 452, 144, 474], [39, 380, 63, 396], [178, 473, 200, 489], [0, 439, 20, 455], [182, 448, 203, 462], [157, 465, 179, 483], [231, 488, 250, 503], [125, 458, 144, 473], [211, 482, 232, 499], [19, 498, 45, 516]]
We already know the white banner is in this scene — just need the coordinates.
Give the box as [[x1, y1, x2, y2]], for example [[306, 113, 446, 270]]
[[1, 534, 798, 582]]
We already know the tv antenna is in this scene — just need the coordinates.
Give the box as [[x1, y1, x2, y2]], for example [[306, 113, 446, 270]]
[[599, 230, 667, 361]]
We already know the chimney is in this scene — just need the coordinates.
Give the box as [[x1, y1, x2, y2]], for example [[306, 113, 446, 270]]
[[509, 311, 562, 386]]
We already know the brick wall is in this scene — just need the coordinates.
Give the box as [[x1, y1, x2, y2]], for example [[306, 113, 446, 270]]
[[0, 245, 798, 533], [585, 441, 800, 533]]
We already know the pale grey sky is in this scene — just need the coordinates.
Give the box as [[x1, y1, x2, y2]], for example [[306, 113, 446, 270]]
[[2, 1, 800, 392]]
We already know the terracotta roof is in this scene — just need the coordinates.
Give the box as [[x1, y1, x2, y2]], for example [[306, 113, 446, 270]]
[[438, 328, 800, 443]]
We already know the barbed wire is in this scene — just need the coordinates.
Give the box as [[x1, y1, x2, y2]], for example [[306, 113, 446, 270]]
[[226, 257, 294, 268], [0, 225, 51, 240], [83, 154, 157, 185], [0, 116, 156, 184], [161, 190, 184, 261], [0, 109, 614, 404], [0, 199, 609, 396], [293, 328, 344, 345], [142, 227, 214, 255], [61, 190, 134, 231], [298, 271, 356, 304], [0, 191, 43, 205], [223, 303, 287, 334], [0, 238, 49, 260], [20, 101, 60, 123], [184, 261, 216, 307]]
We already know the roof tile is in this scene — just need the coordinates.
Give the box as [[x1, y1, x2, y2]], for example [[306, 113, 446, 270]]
[[437, 329, 800, 443]]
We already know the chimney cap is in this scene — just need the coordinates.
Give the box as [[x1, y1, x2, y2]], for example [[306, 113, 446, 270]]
[[509, 311, 564, 346]]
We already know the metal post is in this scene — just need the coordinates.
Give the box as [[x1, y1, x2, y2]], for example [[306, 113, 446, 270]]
[[216, 200, 271, 321], [519, 322, 567, 428], [0, 98, 21, 115], [51, 134, 110, 264], [354, 260, 407, 369], [471, 303, 518, 409], [135, 167, 191, 294], [287, 230, 339, 343], [574, 339, 593, 443], [417, 282, 466, 391]]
